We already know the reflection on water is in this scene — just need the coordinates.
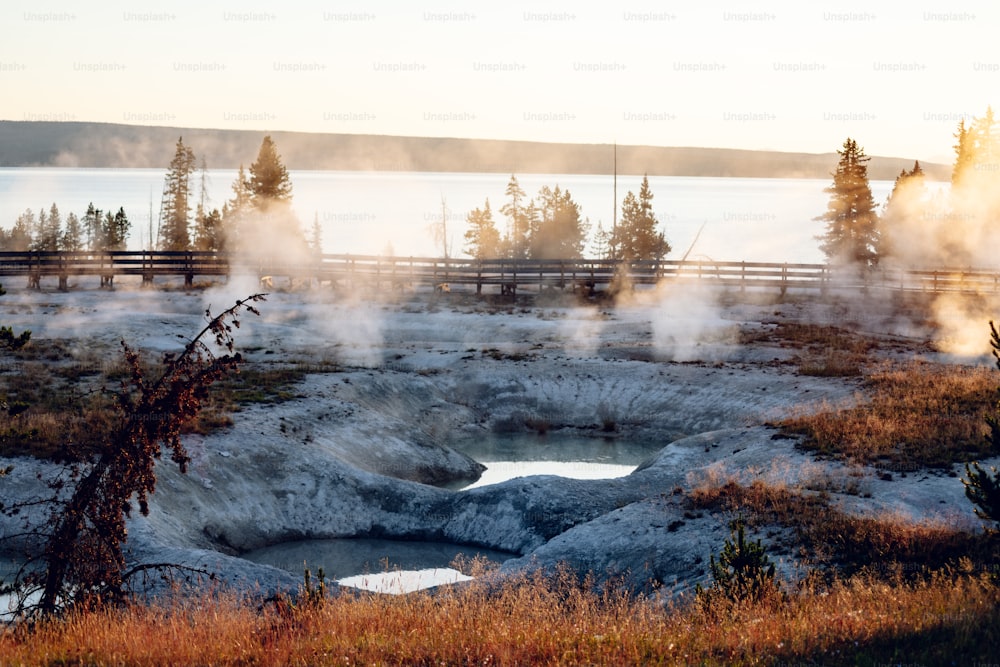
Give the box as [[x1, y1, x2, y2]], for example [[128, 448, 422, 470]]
[[241, 434, 663, 593], [449, 433, 664, 489], [242, 536, 516, 582]]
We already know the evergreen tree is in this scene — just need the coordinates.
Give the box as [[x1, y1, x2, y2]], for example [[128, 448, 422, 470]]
[[61, 212, 84, 251], [193, 208, 224, 252], [7, 210, 36, 251], [83, 203, 103, 252], [158, 137, 197, 251], [590, 220, 612, 259], [699, 515, 778, 604], [221, 164, 252, 250], [815, 138, 879, 266], [191, 156, 224, 252], [104, 208, 130, 251], [308, 212, 323, 255], [529, 186, 589, 259], [249, 135, 293, 205], [952, 119, 975, 188], [950, 107, 1000, 248], [613, 176, 671, 261], [500, 175, 529, 259], [31, 204, 62, 251], [236, 137, 304, 253], [878, 161, 926, 261], [463, 198, 501, 259]]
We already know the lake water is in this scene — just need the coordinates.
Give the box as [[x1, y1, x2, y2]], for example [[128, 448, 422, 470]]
[[0, 168, 905, 263]]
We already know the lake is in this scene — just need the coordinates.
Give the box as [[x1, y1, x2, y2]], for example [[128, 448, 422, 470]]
[[0, 168, 905, 263]]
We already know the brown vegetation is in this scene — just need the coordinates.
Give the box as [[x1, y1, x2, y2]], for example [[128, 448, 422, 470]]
[[0, 564, 996, 666], [0, 338, 328, 459], [688, 480, 999, 578], [778, 359, 998, 469]]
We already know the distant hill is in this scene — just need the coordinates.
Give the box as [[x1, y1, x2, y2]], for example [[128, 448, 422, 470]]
[[0, 121, 950, 181]]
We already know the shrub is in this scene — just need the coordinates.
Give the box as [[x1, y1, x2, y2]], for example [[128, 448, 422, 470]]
[[698, 514, 779, 607]]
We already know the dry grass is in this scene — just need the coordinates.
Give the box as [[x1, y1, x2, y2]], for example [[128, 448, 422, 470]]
[[0, 337, 326, 459], [688, 480, 1000, 578], [0, 566, 997, 666], [778, 359, 998, 469]]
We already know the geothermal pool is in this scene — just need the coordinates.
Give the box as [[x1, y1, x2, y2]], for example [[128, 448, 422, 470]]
[[449, 432, 667, 489], [240, 433, 665, 592]]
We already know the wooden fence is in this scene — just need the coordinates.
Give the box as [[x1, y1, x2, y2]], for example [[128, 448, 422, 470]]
[[1, 251, 999, 296]]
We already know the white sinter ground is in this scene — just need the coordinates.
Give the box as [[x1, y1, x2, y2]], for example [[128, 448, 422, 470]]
[[1, 274, 997, 598]]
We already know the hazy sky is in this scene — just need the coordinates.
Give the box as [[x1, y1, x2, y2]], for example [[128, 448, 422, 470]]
[[2, 0, 996, 163]]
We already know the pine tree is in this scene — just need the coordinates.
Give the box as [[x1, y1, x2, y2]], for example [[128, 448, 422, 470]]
[[221, 164, 253, 250], [529, 186, 589, 259], [61, 212, 84, 251], [950, 107, 1000, 242], [612, 176, 670, 261], [191, 156, 223, 252], [700, 515, 778, 604], [158, 137, 197, 251], [815, 138, 879, 267], [8, 210, 36, 251], [463, 198, 501, 259], [878, 161, 926, 261], [104, 208, 130, 251], [238, 136, 304, 253], [193, 208, 224, 252], [308, 212, 323, 255], [32, 203, 62, 251], [249, 135, 293, 205], [952, 119, 975, 188], [961, 320, 1000, 533], [83, 203, 103, 252], [500, 175, 529, 259], [590, 220, 612, 259]]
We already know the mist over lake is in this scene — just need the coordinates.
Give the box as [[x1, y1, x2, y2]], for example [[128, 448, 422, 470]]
[[0, 168, 905, 263]]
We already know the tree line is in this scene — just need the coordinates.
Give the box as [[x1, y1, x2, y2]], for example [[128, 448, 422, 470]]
[[156, 134, 313, 254], [0, 135, 315, 255], [817, 105, 1000, 269], [0, 203, 130, 253], [463, 174, 671, 261]]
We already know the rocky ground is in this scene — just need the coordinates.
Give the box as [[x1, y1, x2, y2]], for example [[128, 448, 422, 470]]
[[1, 276, 997, 602]]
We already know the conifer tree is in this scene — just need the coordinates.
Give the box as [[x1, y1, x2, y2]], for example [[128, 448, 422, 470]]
[[61, 212, 84, 252], [613, 176, 670, 261], [950, 107, 1000, 249], [83, 203, 103, 252], [500, 175, 530, 259], [158, 137, 197, 251], [31, 203, 62, 251], [815, 138, 879, 267], [8, 210, 36, 251], [249, 135, 293, 205], [529, 186, 589, 259], [878, 161, 926, 261], [104, 208, 130, 251], [463, 198, 501, 259], [236, 137, 305, 253], [308, 212, 323, 255], [590, 220, 612, 259], [221, 164, 253, 250]]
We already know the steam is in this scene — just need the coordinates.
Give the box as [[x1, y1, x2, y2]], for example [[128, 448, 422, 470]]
[[203, 203, 386, 367], [649, 282, 738, 362], [879, 154, 1000, 357]]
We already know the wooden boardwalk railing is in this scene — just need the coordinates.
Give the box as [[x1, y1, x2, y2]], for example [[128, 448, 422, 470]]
[[1, 251, 999, 296]]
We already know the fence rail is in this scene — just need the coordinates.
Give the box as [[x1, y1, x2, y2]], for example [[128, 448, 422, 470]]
[[1, 251, 999, 295]]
